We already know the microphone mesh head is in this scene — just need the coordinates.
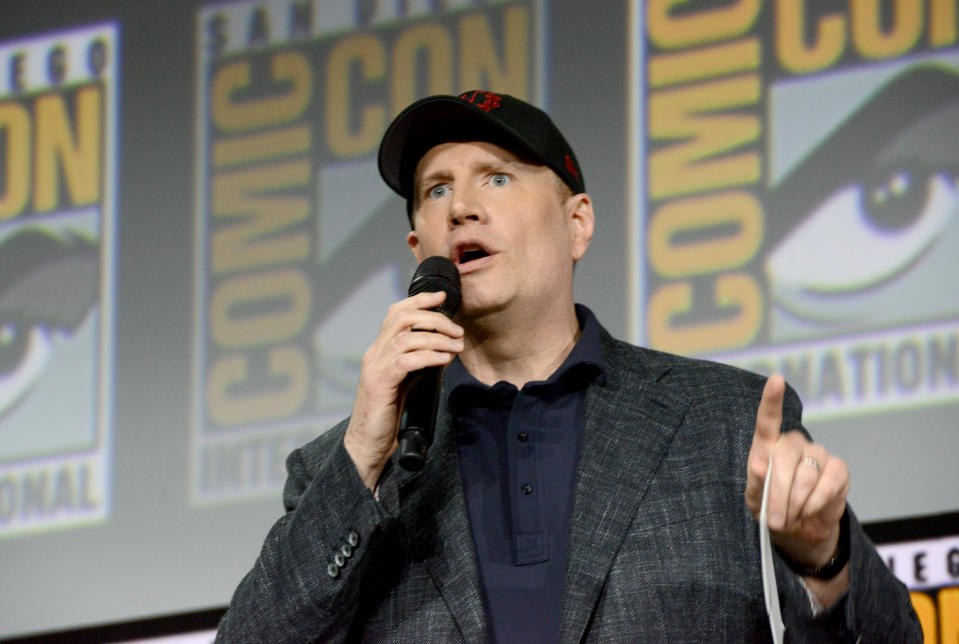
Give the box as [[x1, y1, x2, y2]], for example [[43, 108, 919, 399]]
[[408, 256, 462, 317]]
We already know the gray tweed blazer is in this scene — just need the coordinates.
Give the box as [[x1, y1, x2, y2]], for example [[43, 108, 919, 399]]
[[216, 329, 920, 642]]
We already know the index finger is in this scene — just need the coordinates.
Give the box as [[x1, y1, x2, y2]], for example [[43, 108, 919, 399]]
[[407, 289, 449, 309], [754, 374, 785, 449], [385, 292, 464, 338]]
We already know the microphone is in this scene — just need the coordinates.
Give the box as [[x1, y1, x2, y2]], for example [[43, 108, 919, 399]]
[[396, 256, 462, 471]]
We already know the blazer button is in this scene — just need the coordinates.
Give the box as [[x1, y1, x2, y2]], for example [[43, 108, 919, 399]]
[[326, 563, 339, 579], [347, 531, 360, 547], [334, 552, 346, 567], [341, 544, 353, 558]]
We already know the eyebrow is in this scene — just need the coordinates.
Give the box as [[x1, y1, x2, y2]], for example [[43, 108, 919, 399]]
[[415, 160, 522, 192]]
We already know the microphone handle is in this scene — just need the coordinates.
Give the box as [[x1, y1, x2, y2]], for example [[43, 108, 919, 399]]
[[396, 364, 445, 471]]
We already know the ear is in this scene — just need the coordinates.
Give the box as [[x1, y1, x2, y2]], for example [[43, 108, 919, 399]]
[[567, 192, 594, 262], [407, 229, 426, 263]]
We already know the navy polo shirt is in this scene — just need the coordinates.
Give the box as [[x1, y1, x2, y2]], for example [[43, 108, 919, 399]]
[[445, 305, 605, 643]]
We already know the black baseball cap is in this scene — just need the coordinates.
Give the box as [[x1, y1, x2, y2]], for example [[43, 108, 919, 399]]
[[378, 90, 585, 220]]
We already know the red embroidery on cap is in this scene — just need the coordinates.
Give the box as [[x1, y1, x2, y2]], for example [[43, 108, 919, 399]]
[[459, 90, 502, 111], [564, 155, 579, 180]]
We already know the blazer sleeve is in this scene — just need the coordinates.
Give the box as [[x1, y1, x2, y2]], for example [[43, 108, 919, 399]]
[[772, 386, 922, 643], [215, 419, 400, 643]]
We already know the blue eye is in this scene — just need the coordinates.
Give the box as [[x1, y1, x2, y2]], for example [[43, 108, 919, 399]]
[[428, 184, 450, 199], [0, 320, 58, 418], [490, 174, 510, 187]]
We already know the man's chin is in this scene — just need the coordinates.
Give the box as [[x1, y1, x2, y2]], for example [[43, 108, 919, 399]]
[[456, 295, 510, 325]]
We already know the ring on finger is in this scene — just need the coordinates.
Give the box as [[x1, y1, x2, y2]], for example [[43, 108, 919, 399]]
[[800, 455, 821, 472]]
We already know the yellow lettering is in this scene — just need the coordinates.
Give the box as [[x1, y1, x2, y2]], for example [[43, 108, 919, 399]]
[[206, 347, 308, 425], [648, 37, 760, 88], [776, 0, 845, 73], [211, 52, 311, 132], [648, 74, 760, 200], [942, 588, 959, 643], [851, 0, 922, 59], [910, 591, 937, 643], [33, 87, 101, 212], [327, 35, 386, 157], [213, 125, 311, 168], [0, 102, 30, 219], [647, 0, 761, 49], [459, 7, 529, 97], [212, 160, 310, 273], [648, 274, 762, 353], [210, 269, 310, 348], [930, 0, 958, 47], [648, 190, 762, 277], [391, 23, 454, 114]]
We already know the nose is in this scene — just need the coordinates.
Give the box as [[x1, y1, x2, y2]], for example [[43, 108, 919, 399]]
[[447, 182, 486, 228]]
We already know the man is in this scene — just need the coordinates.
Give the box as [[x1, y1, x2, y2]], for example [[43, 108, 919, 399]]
[[216, 91, 920, 642]]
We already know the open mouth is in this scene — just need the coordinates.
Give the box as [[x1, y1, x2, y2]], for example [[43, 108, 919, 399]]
[[456, 245, 490, 265]]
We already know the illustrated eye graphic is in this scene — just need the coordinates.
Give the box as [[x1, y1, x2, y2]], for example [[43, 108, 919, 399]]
[[861, 163, 932, 233], [0, 321, 27, 374], [764, 65, 959, 341], [0, 318, 58, 416], [0, 229, 99, 419], [0, 320, 32, 375], [768, 169, 955, 297]]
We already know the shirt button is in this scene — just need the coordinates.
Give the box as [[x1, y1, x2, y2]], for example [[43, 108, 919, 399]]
[[517, 432, 528, 442], [521, 484, 533, 495]]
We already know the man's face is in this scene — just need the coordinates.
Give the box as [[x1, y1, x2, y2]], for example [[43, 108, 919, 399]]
[[406, 141, 593, 321]]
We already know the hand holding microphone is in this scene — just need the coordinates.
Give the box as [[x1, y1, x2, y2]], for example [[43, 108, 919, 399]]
[[396, 257, 462, 471], [343, 257, 462, 488]]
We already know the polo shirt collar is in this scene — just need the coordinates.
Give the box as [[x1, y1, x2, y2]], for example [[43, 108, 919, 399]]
[[445, 304, 606, 397]]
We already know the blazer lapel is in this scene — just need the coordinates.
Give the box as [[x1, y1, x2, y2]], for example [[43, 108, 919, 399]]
[[561, 340, 689, 642], [397, 409, 487, 643]]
